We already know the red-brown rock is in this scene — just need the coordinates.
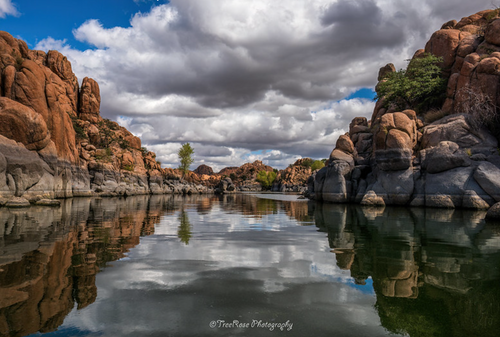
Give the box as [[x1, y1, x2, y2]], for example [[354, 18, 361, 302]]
[[194, 164, 214, 176], [78, 77, 101, 123], [486, 19, 500, 46], [0, 97, 51, 151], [424, 29, 462, 70], [335, 134, 355, 154]]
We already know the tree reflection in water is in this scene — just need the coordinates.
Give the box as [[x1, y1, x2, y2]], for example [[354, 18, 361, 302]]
[[177, 210, 192, 245], [0, 195, 499, 336]]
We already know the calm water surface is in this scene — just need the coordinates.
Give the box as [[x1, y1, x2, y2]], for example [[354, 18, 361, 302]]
[[0, 194, 499, 337]]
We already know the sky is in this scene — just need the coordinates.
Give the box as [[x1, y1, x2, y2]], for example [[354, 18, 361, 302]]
[[0, 0, 495, 171]]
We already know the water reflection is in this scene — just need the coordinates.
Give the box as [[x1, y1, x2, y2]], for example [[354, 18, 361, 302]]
[[0, 196, 166, 337], [316, 204, 500, 336], [0, 195, 498, 336], [177, 210, 192, 245]]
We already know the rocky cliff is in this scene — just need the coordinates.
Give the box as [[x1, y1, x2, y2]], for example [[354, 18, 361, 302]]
[[0, 31, 212, 205], [306, 9, 500, 216]]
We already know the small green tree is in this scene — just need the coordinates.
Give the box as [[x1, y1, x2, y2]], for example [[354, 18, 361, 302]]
[[375, 53, 447, 113], [178, 143, 194, 178], [256, 170, 277, 189]]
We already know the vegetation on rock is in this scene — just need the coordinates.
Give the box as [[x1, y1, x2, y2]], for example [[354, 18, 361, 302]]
[[375, 53, 447, 113], [256, 170, 277, 189], [310, 160, 325, 171]]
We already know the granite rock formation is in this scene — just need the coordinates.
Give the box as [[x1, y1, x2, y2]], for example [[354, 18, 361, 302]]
[[272, 158, 317, 193], [0, 31, 213, 204], [193, 164, 214, 176], [306, 10, 500, 215], [217, 160, 274, 192]]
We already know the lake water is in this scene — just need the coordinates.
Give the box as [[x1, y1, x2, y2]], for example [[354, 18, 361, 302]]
[[0, 194, 499, 337]]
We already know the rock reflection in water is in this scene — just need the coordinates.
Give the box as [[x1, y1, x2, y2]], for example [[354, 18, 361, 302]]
[[0, 195, 178, 337], [316, 203, 500, 336], [0, 194, 313, 337], [1, 195, 499, 337]]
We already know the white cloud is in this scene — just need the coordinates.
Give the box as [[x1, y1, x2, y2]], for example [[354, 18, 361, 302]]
[[34, 0, 495, 170], [0, 0, 18, 18]]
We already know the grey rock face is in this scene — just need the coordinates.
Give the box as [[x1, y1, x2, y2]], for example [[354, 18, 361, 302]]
[[474, 162, 500, 202], [422, 141, 471, 173], [375, 149, 412, 171]]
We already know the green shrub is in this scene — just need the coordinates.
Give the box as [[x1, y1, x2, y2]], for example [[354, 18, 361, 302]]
[[311, 160, 325, 171], [256, 170, 277, 189], [375, 53, 447, 113]]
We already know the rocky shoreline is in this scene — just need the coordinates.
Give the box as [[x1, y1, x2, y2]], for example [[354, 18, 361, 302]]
[[305, 10, 500, 220], [0, 31, 217, 207], [2, 10, 500, 217]]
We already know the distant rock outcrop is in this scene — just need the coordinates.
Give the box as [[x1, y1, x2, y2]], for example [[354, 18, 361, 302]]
[[0, 31, 213, 204], [272, 158, 315, 193], [306, 9, 500, 215], [194, 164, 214, 176], [216, 160, 274, 192]]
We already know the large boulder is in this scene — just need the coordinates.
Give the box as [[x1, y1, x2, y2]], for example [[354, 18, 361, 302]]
[[424, 29, 466, 72], [421, 141, 471, 173], [486, 202, 500, 220], [485, 18, 500, 46], [0, 97, 52, 151], [320, 161, 352, 203], [0, 135, 48, 198], [370, 168, 414, 205], [421, 114, 497, 150], [474, 161, 500, 201], [215, 177, 236, 194], [0, 34, 79, 163], [374, 111, 417, 171], [425, 166, 492, 208]]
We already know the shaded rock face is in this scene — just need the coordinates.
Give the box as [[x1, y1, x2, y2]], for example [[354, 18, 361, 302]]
[[214, 177, 236, 194], [78, 77, 101, 123], [307, 9, 500, 211], [0, 31, 214, 202]]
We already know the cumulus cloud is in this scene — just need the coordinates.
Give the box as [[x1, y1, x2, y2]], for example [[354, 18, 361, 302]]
[[0, 0, 18, 18], [35, 0, 495, 170]]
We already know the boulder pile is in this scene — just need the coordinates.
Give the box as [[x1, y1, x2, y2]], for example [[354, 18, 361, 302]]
[[306, 10, 500, 217]]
